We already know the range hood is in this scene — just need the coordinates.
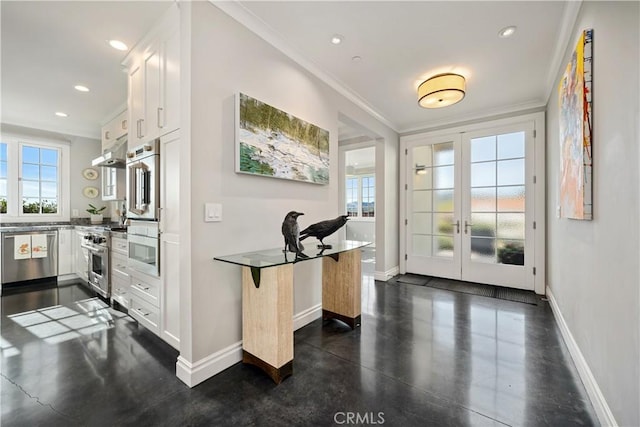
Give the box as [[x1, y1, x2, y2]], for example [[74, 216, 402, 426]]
[[92, 135, 127, 168]]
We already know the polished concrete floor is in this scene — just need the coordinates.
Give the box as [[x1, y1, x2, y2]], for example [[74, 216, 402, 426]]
[[2, 253, 597, 426]]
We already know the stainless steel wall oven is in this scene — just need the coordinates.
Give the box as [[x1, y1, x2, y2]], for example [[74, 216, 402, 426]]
[[127, 140, 160, 221], [127, 221, 160, 277]]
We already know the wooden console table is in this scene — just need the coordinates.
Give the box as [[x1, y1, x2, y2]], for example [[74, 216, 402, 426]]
[[214, 240, 370, 384]]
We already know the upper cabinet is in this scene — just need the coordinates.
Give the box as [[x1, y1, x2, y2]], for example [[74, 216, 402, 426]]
[[101, 110, 128, 152], [124, 5, 180, 148]]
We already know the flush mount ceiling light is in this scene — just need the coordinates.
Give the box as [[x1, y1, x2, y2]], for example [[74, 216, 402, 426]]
[[108, 39, 128, 51], [55, 112, 68, 117], [417, 73, 466, 108], [498, 26, 517, 38], [331, 34, 343, 45], [74, 85, 90, 92]]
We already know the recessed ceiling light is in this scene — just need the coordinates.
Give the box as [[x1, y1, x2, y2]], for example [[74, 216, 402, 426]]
[[331, 34, 344, 45], [498, 26, 517, 38], [55, 112, 68, 118], [352, 56, 362, 62], [74, 85, 90, 92], [108, 39, 128, 51]]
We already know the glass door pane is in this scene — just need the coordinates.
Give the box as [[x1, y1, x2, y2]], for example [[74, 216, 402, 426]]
[[406, 134, 462, 280], [468, 132, 525, 265], [461, 124, 533, 290]]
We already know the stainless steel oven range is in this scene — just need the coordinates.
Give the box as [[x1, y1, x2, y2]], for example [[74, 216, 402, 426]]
[[127, 220, 160, 277], [127, 139, 160, 221], [81, 229, 110, 298]]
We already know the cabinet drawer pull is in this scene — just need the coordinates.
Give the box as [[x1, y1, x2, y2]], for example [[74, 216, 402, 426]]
[[157, 107, 164, 128], [136, 308, 150, 317], [135, 283, 150, 291]]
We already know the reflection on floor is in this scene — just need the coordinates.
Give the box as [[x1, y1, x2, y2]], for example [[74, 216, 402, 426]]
[[2, 254, 597, 426]]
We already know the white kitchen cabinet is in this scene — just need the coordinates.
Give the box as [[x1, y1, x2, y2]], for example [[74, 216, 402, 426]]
[[58, 229, 74, 276], [129, 269, 161, 336], [101, 110, 127, 152], [110, 235, 130, 309], [101, 167, 125, 201], [160, 129, 180, 349], [125, 5, 180, 149], [128, 62, 145, 147], [73, 228, 90, 283]]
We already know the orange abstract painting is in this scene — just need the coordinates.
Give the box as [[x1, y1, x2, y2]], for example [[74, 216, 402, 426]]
[[559, 29, 593, 220]]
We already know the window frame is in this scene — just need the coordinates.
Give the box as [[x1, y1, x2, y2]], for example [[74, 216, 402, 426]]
[[0, 134, 70, 222]]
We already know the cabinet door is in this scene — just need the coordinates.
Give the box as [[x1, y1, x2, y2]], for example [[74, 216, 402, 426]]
[[144, 44, 161, 141], [160, 131, 180, 348], [73, 231, 89, 282], [101, 122, 115, 151], [113, 110, 128, 140], [128, 63, 144, 147], [58, 229, 73, 275], [161, 27, 180, 135], [102, 168, 125, 201]]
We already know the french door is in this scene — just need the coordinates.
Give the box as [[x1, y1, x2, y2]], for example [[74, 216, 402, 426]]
[[405, 122, 534, 290]]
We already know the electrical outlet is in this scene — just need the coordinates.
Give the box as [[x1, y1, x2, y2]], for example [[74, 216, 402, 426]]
[[72, 209, 79, 217]]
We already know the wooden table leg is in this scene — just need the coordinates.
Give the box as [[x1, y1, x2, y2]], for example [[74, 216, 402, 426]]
[[241, 264, 293, 384], [322, 249, 362, 329]]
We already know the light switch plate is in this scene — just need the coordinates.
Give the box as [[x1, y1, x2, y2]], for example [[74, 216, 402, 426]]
[[205, 203, 222, 222]]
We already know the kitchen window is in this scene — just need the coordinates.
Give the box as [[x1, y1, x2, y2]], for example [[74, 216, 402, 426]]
[[0, 136, 70, 221], [345, 175, 375, 219], [21, 145, 59, 214]]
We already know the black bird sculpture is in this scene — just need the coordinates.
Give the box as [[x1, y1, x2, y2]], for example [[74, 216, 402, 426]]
[[281, 211, 307, 258], [299, 215, 349, 249]]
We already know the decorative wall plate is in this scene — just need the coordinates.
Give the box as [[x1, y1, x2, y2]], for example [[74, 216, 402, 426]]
[[82, 168, 98, 180], [83, 186, 99, 199]]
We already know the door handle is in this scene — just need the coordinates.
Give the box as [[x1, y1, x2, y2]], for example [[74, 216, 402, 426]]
[[464, 220, 474, 234], [451, 220, 460, 234]]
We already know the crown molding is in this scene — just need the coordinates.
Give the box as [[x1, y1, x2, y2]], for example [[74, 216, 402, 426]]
[[400, 99, 546, 136], [544, 0, 583, 104], [210, 0, 399, 133]]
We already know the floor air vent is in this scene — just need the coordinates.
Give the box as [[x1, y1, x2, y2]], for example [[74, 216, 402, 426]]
[[392, 274, 539, 306]]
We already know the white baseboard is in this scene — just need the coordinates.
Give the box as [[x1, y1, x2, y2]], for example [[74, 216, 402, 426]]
[[293, 303, 322, 331], [546, 286, 618, 426], [374, 266, 399, 282], [175, 304, 322, 388], [176, 341, 243, 388]]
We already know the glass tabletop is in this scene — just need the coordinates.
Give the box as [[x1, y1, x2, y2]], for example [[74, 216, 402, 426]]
[[214, 240, 371, 269]]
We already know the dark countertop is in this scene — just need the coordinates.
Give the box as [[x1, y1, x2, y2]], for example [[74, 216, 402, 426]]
[[0, 221, 127, 235]]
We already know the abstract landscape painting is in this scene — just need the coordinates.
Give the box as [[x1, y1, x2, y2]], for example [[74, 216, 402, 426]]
[[558, 28, 593, 220], [236, 93, 330, 184]]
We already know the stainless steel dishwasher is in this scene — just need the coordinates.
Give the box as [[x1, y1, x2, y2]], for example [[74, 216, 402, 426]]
[[1, 230, 58, 284]]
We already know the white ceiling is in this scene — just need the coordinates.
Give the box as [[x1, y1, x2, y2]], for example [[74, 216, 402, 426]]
[[1, 1, 172, 139], [226, 1, 577, 134], [1, 1, 578, 140]]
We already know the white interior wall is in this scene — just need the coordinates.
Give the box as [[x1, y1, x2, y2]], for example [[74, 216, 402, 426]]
[[181, 2, 398, 382], [545, 2, 639, 425]]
